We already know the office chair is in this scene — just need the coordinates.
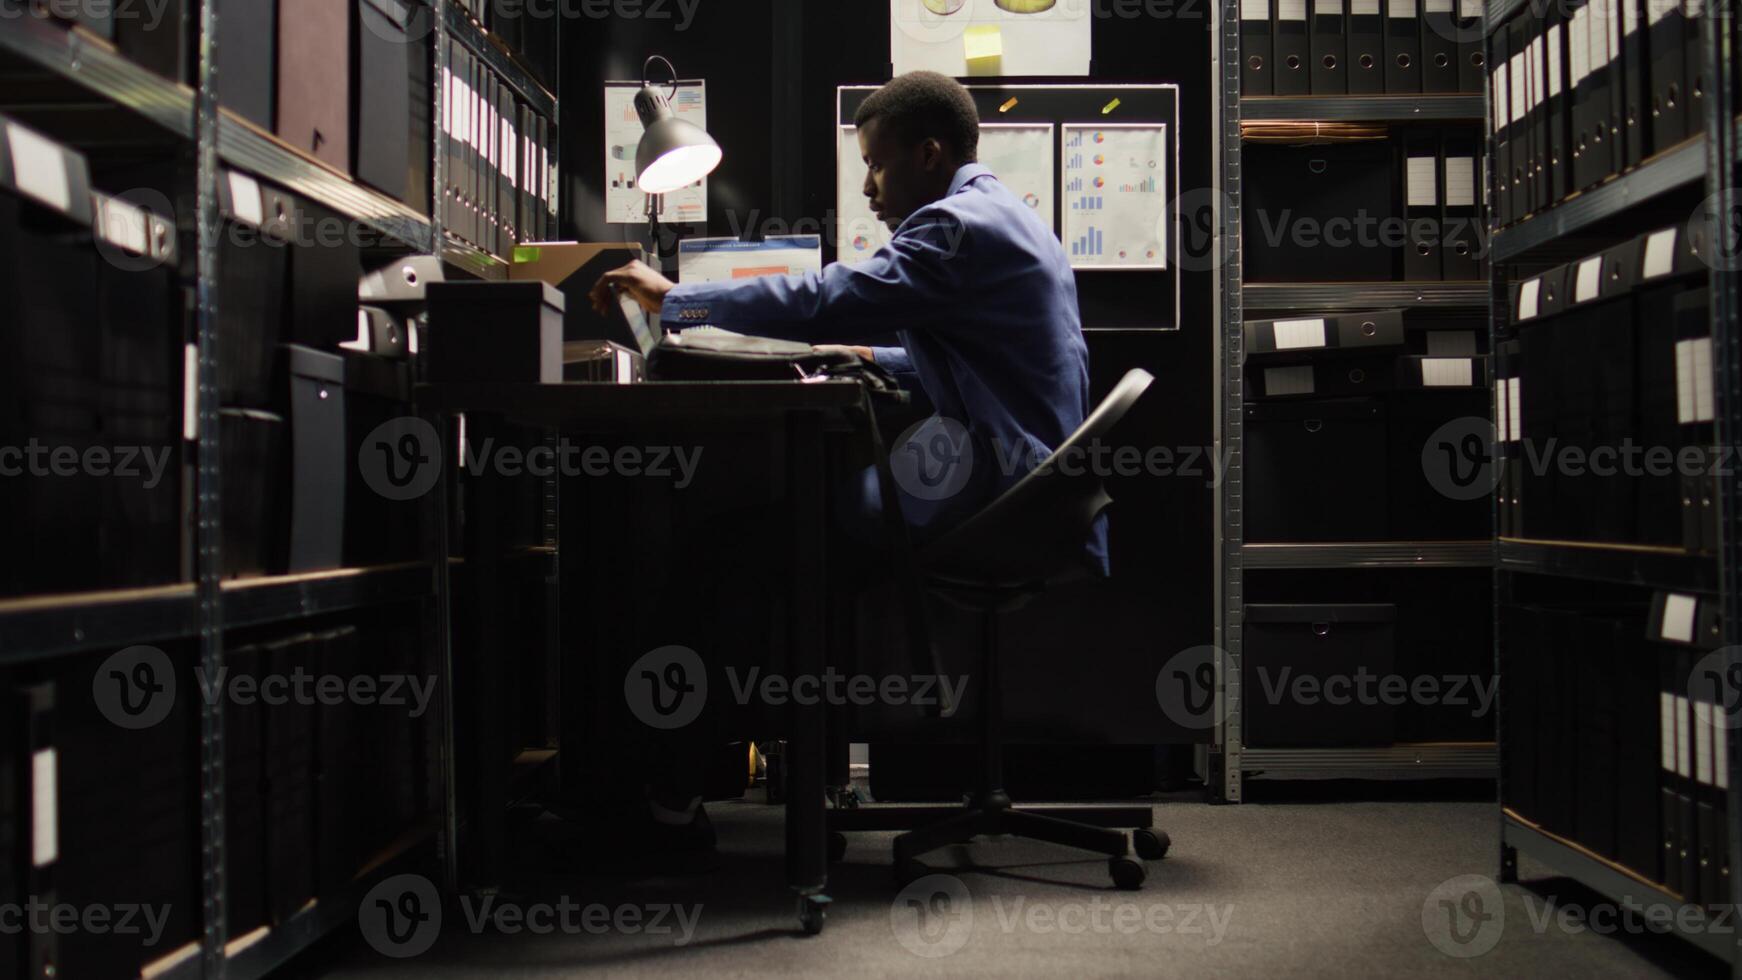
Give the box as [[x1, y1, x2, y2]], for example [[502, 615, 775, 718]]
[[829, 367, 1168, 890]]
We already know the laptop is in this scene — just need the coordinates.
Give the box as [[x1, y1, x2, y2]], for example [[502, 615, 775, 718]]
[[614, 288, 814, 361]]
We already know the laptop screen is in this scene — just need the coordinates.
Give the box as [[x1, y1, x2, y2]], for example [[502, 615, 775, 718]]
[[616, 290, 662, 358]]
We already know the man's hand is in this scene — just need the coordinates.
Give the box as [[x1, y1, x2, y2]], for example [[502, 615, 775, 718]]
[[812, 344, 875, 362], [589, 259, 676, 316]]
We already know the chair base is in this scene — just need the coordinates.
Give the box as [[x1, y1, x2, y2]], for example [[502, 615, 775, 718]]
[[828, 802, 1165, 889]]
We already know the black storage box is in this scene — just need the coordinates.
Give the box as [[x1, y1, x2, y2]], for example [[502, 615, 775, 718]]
[[355, 0, 433, 211], [219, 408, 288, 577], [427, 280, 565, 383], [281, 345, 347, 572], [1245, 397, 1390, 542], [1243, 603, 1398, 747], [1242, 140, 1399, 282]]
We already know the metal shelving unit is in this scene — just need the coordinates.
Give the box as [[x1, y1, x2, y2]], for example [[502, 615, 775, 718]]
[[1244, 281, 1489, 312], [1485, 1, 1741, 971], [1216, 5, 1497, 799], [1244, 541, 1494, 569], [0, 2, 562, 974], [0, 16, 195, 139], [1241, 94, 1486, 121], [1491, 135, 1707, 262]]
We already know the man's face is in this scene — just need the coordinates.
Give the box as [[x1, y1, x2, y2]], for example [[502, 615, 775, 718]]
[[858, 116, 955, 232]]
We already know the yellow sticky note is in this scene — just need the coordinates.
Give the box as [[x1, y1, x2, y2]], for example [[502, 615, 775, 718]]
[[964, 25, 1003, 74]]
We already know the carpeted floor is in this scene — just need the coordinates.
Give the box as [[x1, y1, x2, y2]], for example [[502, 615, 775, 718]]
[[292, 792, 1726, 979]]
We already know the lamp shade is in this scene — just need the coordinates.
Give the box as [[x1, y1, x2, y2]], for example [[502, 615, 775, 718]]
[[633, 85, 722, 195]]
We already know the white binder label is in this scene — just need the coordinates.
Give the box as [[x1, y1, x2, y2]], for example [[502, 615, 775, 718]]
[[1421, 358, 1474, 387], [1388, 0, 1415, 17], [1570, 9, 1590, 85], [227, 171, 264, 226], [1696, 704, 1714, 784], [1684, 0, 1702, 20], [1279, 0, 1307, 20], [1603, 0, 1621, 56], [1273, 318, 1328, 350], [1648, 0, 1676, 25], [32, 749, 55, 867], [1427, 330, 1477, 355], [1314, 0, 1340, 15], [7, 124, 70, 214], [1509, 53, 1527, 123], [183, 344, 199, 441], [1459, 0, 1480, 15], [1643, 228, 1678, 278], [1265, 365, 1316, 397], [1529, 37, 1545, 109], [457, 80, 473, 146], [1445, 157, 1475, 207], [1351, 0, 1379, 13], [1407, 156, 1437, 207], [1676, 695, 1692, 778], [1548, 25, 1563, 97], [442, 67, 455, 136], [1624, 0, 1640, 33], [1241, 0, 1268, 20], [1493, 64, 1510, 132], [1497, 375, 1512, 444], [101, 195, 149, 255], [1677, 337, 1714, 424], [1662, 692, 1678, 771], [1507, 378, 1522, 441], [1590, 0, 1611, 69], [1425, 0, 1452, 11], [1662, 593, 1698, 642], [1718, 713, 1731, 789], [1574, 256, 1603, 303], [1518, 277, 1541, 320]]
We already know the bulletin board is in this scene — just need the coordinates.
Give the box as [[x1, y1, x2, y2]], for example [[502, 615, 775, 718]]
[[838, 84, 1181, 331]]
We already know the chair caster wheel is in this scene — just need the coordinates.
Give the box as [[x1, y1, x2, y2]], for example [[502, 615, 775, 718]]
[[894, 857, 928, 885], [828, 832, 848, 863], [1109, 856, 1146, 890], [797, 894, 830, 935], [1133, 828, 1170, 860]]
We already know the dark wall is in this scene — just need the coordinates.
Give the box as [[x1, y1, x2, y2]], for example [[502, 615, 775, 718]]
[[562, 5, 1217, 743]]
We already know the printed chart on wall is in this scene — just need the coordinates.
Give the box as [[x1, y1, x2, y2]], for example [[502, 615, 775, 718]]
[[979, 123, 1055, 234], [836, 126, 891, 266], [1060, 123, 1167, 270], [604, 81, 708, 225]]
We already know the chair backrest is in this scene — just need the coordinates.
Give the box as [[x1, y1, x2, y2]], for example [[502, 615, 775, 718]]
[[918, 368, 1156, 587]]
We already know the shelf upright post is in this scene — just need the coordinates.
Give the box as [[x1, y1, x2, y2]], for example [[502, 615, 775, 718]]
[[1214, 0, 1247, 803], [193, 0, 228, 970], [1702, 1, 1742, 974]]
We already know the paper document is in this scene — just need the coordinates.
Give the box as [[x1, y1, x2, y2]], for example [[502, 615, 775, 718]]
[[1060, 123, 1168, 270], [605, 81, 709, 225]]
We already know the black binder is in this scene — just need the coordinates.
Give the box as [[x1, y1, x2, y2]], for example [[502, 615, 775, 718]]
[[1456, 0, 1484, 91], [499, 81, 518, 250], [1440, 132, 1481, 279], [1243, 0, 1274, 95], [1403, 134, 1442, 280], [1275, 0, 1311, 94], [215, 0, 276, 129], [1683, 0, 1706, 146], [1384, 0, 1421, 92], [1529, 21, 1551, 213], [1571, 1, 1600, 189], [1647, 0, 1689, 152], [1421, 0, 1459, 92], [355, 0, 426, 208], [1492, 26, 1512, 225], [1508, 18, 1532, 217], [1600, 0, 1626, 178], [1619, 0, 1649, 167], [484, 69, 500, 257], [1349, 0, 1386, 92], [1545, 6, 1571, 203], [1310, 0, 1347, 93], [1674, 290, 1717, 553]]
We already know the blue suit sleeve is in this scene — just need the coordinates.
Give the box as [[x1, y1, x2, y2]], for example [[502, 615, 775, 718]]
[[869, 346, 914, 375], [661, 209, 970, 343]]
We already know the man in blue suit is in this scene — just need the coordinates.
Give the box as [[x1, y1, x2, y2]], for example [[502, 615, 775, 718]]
[[593, 70, 1105, 572], [584, 71, 1103, 856]]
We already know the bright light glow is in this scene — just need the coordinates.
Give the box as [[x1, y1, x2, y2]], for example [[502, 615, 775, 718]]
[[638, 144, 722, 194]]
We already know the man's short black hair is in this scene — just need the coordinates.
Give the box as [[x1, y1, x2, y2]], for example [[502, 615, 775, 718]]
[[854, 71, 980, 164]]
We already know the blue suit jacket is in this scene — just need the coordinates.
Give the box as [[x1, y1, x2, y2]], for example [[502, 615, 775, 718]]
[[663, 164, 1107, 573]]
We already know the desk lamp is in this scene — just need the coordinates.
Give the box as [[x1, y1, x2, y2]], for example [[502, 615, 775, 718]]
[[634, 55, 722, 265]]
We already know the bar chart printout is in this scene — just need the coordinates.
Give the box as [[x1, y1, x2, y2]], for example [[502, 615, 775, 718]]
[[1060, 123, 1167, 270]]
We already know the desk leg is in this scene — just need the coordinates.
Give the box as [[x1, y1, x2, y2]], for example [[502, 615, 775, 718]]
[[786, 411, 830, 933]]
